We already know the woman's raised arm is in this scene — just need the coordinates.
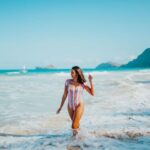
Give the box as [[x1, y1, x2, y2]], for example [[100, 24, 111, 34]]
[[84, 75, 94, 96]]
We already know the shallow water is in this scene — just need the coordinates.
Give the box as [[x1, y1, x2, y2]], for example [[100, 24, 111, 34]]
[[0, 70, 150, 149]]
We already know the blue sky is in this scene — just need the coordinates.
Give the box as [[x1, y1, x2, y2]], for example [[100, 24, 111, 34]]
[[0, 0, 150, 69]]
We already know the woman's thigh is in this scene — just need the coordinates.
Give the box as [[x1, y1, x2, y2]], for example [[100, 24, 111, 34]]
[[67, 104, 74, 121], [73, 102, 84, 127]]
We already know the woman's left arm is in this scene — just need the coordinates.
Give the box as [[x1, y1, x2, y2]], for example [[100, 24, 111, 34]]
[[84, 75, 94, 96]]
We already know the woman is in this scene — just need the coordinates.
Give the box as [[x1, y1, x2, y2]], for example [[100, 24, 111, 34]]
[[56, 66, 94, 136]]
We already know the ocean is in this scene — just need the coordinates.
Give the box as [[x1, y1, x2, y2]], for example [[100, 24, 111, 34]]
[[0, 68, 150, 150]]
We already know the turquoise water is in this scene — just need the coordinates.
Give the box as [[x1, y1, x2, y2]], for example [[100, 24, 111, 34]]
[[0, 67, 150, 75], [0, 68, 150, 149]]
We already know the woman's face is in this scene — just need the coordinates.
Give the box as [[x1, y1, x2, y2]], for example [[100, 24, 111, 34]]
[[71, 69, 77, 79]]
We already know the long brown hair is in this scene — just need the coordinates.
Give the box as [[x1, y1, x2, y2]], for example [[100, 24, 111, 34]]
[[72, 66, 86, 84]]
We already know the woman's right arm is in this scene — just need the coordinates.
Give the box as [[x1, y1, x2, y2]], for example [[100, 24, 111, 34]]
[[56, 80, 68, 114]]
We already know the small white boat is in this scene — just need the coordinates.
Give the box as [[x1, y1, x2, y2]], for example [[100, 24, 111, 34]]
[[20, 65, 27, 73]]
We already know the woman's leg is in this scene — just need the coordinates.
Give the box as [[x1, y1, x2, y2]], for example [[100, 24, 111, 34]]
[[72, 102, 84, 135], [67, 104, 74, 121]]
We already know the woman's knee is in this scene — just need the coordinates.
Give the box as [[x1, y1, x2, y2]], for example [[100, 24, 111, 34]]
[[72, 121, 79, 129]]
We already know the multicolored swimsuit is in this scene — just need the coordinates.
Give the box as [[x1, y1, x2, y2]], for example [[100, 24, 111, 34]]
[[65, 79, 85, 111]]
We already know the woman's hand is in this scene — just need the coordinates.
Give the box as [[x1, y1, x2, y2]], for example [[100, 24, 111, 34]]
[[88, 74, 93, 82], [56, 107, 61, 114]]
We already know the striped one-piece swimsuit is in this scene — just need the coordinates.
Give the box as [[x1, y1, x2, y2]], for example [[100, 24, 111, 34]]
[[65, 79, 85, 111]]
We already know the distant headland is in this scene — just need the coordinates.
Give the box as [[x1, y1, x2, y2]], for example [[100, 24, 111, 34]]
[[35, 64, 56, 70], [96, 48, 150, 69]]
